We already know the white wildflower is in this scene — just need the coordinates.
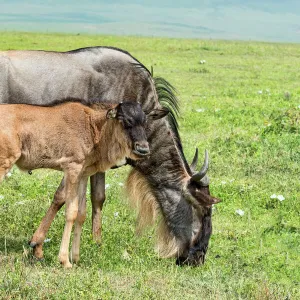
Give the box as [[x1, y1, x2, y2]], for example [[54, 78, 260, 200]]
[[114, 212, 119, 218], [122, 250, 131, 261], [235, 209, 245, 216], [214, 108, 221, 112], [6, 172, 12, 178], [44, 238, 51, 243], [298, 105, 300, 109], [0, 195, 4, 200], [270, 194, 277, 199], [221, 181, 227, 185], [16, 201, 25, 205], [229, 179, 235, 183], [196, 108, 205, 113], [277, 195, 285, 201], [200, 60, 206, 64], [258, 90, 263, 94], [118, 182, 124, 187], [105, 184, 110, 190]]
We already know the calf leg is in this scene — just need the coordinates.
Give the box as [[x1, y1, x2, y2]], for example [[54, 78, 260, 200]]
[[90, 172, 106, 244], [0, 155, 20, 182], [0, 168, 9, 182], [71, 177, 88, 263], [30, 177, 66, 259], [58, 170, 81, 268]]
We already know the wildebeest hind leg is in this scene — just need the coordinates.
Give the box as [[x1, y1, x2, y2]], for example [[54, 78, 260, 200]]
[[90, 172, 105, 244], [29, 177, 66, 259]]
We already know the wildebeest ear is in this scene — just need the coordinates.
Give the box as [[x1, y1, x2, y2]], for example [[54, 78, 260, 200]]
[[188, 182, 221, 207], [194, 191, 221, 206], [106, 108, 118, 119], [147, 108, 169, 120]]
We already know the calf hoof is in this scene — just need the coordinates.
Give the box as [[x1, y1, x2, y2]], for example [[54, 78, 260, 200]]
[[28, 242, 44, 259], [71, 253, 80, 264], [32, 256, 44, 262], [29, 241, 37, 248], [61, 261, 73, 269]]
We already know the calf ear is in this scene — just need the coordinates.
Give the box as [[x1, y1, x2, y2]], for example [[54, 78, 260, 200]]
[[106, 108, 118, 119], [147, 108, 169, 120]]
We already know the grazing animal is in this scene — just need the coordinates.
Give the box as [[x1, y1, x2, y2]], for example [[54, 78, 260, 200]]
[[0, 47, 220, 265], [0, 100, 167, 267]]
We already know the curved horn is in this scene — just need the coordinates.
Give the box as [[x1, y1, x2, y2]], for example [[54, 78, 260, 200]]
[[190, 148, 199, 171], [191, 150, 209, 182]]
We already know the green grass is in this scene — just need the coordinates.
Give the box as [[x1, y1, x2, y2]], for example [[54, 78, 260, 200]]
[[0, 31, 299, 299]]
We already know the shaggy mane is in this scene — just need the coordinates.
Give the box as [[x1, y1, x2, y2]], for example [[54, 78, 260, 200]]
[[126, 169, 183, 258]]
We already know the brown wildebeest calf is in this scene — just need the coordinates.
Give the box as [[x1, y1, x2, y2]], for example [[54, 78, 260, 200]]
[[0, 100, 168, 268]]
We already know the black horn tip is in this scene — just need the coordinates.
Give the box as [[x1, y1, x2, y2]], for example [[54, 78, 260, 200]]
[[190, 148, 199, 171], [191, 150, 209, 182]]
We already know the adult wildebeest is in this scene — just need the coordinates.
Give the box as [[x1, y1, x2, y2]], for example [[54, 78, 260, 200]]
[[0, 100, 167, 267], [0, 47, 220, 265]]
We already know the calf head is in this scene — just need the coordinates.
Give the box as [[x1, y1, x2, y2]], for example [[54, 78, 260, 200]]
[[107, 102, 168, 158]]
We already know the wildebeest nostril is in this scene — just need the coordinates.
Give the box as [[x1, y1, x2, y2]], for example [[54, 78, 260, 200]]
[[134, 142, 150, 155]]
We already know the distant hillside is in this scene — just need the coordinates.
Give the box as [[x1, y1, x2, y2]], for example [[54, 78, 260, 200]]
[[0, 1, 299, 42]]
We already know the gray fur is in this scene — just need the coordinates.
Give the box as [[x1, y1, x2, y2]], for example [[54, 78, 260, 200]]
[[0, 47, 214, 264]]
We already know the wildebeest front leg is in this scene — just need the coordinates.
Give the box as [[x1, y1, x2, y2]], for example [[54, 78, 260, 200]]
[[90, 172, 106, 244], [71, 177, 88, 263], [29, 177, 66, 259]]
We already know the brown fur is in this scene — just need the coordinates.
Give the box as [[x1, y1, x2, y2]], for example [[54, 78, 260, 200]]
[[0, 102, 140, 176], [0, 101, 146, 268]]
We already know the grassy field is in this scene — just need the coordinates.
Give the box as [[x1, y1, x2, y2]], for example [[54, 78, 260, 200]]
[[0, 32, 299, 299]]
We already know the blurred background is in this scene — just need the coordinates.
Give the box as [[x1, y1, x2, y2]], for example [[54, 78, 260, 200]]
[[1, 0, 300, 42]]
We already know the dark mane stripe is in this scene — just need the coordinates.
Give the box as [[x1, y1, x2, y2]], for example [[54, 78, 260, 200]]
[[130, 62, 152, 77], [153, 76, 192, 175], [67, 46, 152, 77]]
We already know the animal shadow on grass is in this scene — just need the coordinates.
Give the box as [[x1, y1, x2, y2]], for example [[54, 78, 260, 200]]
[[0, 236, 33, 257], [0, 236, 51, 266], [0, 236, 25, 253]]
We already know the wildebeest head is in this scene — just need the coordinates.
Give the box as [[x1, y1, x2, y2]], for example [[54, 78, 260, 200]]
[[175, 149, 221, 266], [107, 102, 169, 157]]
